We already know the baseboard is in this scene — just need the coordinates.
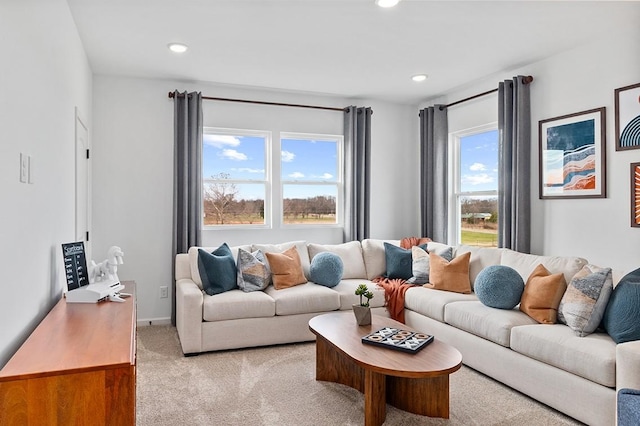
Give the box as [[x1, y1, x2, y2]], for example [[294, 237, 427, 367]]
[[137, 317, 172, 327]]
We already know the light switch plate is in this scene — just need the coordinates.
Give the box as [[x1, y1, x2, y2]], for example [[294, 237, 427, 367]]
[[20, 153, 28, 183]]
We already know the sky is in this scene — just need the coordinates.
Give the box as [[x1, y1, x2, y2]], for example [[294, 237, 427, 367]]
[[202, 132, 338, 199], [460, 129, 499, 193]]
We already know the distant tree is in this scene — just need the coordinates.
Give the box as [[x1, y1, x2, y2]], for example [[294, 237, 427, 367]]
[[204, 173, 238, 224]]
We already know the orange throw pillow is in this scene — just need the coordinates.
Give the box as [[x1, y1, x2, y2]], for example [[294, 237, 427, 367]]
[[265, 246, 307, 290], [520, 264, 567, 324], [424, 252, 471, 294]]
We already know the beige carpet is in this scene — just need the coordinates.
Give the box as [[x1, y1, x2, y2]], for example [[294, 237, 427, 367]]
[[136, 326, 584, 426]]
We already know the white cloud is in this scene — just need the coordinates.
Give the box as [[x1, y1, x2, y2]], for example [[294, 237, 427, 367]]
[[289, 172, 304, 179], [233, 167, 264, 174], [220, 149, 247, 161], [203, 134, 240, 148], [462, 173, 494, 185], [281, 151, 295, 162], [469, 162, 486, 171], [314, 173, 333, 179]]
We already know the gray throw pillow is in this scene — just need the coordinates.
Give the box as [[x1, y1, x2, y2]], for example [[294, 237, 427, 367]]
[[236, 248, 271, 292]]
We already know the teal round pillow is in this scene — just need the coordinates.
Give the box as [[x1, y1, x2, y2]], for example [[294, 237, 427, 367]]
[[603, 267, 640, 344], [474, 265, 524, 309], [310, 252, 343, 288]]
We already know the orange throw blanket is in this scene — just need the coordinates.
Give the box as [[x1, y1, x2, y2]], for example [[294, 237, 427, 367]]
[[375, 236, 431, 323]]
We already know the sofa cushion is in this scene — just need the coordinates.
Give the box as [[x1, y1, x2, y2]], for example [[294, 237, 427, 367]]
[[361, 239, 400, 280], [404, 286, 478, 322], [197, 244, 238, 296], [236, 248, 271, 292], [520, 264, 567, 324], [384, 242, 428, 280], [253, 240, 311, 279], [456, 245, 505, 288], [444, 301, 538, 347], [308, 241, 366, 279], [203, 289, 275, 322], [510, 324, 616, 387], [331, 279, 386, 310], [424, 252, 471, 294], [188, 244, 252, 289], [558, 264, 613, 337], [475, 265, 524, 310], [500, 249, 587, 285], [264, 282, 340, 315], [309, 252, 343, 288], [265, 246, 307, 290], [407, 245, 453, 284], [603, 267, 640, 344]]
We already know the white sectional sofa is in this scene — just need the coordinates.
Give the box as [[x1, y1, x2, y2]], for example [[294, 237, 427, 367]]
[[174, 239, 640, 426]]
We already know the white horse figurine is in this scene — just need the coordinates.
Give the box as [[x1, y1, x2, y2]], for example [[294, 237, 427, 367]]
[[89, 246, 124, 283]]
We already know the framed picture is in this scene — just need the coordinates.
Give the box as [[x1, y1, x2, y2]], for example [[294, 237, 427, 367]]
[[632, 162, 640, 228], [615, 82, 640, 151], [538, 107, 606, 199]]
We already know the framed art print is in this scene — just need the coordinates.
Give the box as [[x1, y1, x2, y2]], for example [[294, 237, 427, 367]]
[[538, 107, 606, 199], [632, 162, 640, 228], [615, 82, 640, 151]]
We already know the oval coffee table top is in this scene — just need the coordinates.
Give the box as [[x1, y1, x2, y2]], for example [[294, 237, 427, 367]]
[[309, 312, 462, 379]]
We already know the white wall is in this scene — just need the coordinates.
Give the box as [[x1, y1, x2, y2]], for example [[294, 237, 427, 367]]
[[422, 26, 640, 280], [0, 0, 93, 367], [91, 76, 418, 323]]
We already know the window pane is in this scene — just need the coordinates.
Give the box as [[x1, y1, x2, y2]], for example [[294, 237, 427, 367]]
[[203, 133, 265, 180], [203, 182, 265, 225], [460, 130, 498, 192], [460, 195, 498, 247], [282, 185, 336, 224], [281, 138, 337, 182]]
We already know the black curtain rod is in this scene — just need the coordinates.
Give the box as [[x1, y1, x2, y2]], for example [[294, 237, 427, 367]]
[[168, 91, 347, 112], [439, 75, 534, 110]]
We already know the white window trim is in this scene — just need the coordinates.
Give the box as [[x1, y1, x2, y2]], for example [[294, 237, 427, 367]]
[[449, 122, 498, 246], [202, 127, 272, 230], [279, 131, 344, 228]]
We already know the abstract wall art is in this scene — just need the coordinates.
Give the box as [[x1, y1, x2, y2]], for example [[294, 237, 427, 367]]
[[538, 107, 606, 199], [615, 82, 640, 151], [632, 162, 640, 228]]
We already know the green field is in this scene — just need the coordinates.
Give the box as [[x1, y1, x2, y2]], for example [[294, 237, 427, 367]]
[[461, 229, 498, 247]]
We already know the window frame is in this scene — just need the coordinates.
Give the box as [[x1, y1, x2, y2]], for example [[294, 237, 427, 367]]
[[201, 126, 272, 230], [279, 131, 344, 228], [449, 123, 499, 246]]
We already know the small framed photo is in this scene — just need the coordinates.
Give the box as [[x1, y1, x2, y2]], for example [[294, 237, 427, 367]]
[[632, 162, 640, 228], [615, 82, 640, 151], [538, 107, 606, 199]]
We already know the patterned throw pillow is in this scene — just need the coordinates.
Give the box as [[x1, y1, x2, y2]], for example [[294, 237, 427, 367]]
[[519, 264, 567, 324], [236, 248, 271, 292], [264, 246, 307, 290], [558, 264, 612, 337], [407, 245, 453, 284], [197, 243, 238, 296]]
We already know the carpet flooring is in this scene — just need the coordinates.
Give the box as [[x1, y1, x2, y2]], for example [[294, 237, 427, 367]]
[[136, 325, 584, 426]]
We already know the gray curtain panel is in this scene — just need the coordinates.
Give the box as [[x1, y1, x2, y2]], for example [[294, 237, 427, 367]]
[[172, 90, 203, 324], [343, 106, 372, 242], [419, 105, 448, 243], [498, 76, 531, 253]]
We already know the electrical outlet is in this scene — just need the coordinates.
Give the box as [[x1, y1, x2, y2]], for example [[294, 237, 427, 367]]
[[160, 286, 168, 298]]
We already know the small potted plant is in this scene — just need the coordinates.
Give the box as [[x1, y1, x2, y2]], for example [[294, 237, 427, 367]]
[[353, 284, 374, 325]]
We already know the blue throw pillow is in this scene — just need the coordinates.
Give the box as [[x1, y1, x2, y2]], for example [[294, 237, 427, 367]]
[[198, 243, 238, 296], [474, 265, 525, 309], [603, 267, 640, 344], [384, 242, 428, 280], [309, 252, 343, 288]]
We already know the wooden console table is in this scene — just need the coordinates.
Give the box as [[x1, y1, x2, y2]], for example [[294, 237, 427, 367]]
[[0, 281, 137, 425]]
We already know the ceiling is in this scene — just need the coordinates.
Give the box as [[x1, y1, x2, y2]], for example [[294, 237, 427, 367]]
[[66, 0, 639, 105]]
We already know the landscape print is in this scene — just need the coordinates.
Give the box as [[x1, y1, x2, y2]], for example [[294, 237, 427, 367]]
[[539, 108, 605, 199]]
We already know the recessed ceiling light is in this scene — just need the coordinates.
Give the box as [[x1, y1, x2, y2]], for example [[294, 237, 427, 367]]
[[412, 74, 428, 82], [376, 0, 400, 8], [168, 43, 188, 53]]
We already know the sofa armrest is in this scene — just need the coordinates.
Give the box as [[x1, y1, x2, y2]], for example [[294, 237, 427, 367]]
[[617, 340, 640, 391], [176, 278, 204, 355]]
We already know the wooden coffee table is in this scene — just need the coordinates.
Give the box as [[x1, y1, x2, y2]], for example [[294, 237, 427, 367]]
[[309, 312, 462, 426]]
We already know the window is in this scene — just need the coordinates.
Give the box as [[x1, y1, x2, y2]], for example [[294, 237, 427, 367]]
[[451, 126, 499, 247], [280, 133, 342, 226], [202, 128, 269, 227]]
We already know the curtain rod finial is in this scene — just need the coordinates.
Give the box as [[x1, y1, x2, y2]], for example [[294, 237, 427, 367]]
[[523, 76, 534, 84], [168, 91, 176, 99]]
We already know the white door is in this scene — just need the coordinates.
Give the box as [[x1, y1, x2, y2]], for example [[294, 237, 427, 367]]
[[75, 108, 90, 254]]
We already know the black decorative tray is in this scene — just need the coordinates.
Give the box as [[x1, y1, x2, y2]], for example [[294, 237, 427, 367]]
[[361, 327, 434, 354]]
